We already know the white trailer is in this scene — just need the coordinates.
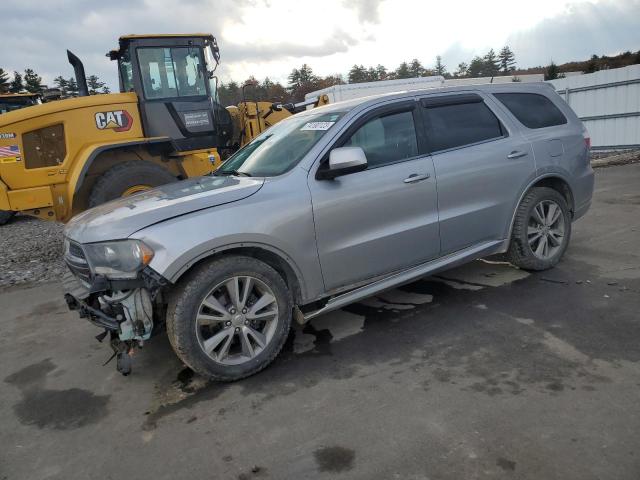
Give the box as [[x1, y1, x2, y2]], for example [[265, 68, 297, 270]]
[[305, 76, 445, 103]]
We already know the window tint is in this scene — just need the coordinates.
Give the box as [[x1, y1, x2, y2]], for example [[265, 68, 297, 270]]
[[422, 101, 504, 152], [137, 47, 207, 99], [343, 110, 418, 167], [494, 93, 567, 129]]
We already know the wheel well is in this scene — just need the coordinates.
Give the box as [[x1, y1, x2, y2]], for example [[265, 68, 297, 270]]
[[72, 145, 182, 214], [530, 176, 575, 216], [177, 247, 303, 304]]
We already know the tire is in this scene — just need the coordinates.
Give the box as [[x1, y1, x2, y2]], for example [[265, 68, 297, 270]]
[[0, 210, 16, 226], [506, 187, 571, 271], [167, 256, 293, 381], [88, 161, 177, 207]]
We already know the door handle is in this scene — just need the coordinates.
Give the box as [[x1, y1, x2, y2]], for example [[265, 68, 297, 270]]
[[404, 173, 431, 183], [507, 150, 528, 159]]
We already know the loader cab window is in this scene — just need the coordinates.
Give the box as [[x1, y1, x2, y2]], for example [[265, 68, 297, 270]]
[[118, 52, 134, 93], [137, 47, 208, 100]]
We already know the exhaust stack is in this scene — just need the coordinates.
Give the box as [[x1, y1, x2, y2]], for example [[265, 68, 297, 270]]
[[67, 50, 89, 97]]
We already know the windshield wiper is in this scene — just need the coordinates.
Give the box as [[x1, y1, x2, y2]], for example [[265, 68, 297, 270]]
[[213, 169, 252, 177]]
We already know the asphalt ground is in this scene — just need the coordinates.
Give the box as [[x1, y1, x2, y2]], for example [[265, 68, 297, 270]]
[[1, 163, 639, 480]]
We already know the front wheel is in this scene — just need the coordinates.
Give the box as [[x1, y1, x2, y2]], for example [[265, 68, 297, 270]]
[[88, 161, 177, 207], [167, 256, 293, 381], [0, 210, 16, 226], [506, 187, 571, 271]]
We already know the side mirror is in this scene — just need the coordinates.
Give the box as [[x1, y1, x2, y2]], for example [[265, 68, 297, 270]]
[[317, 147, 368, 180]]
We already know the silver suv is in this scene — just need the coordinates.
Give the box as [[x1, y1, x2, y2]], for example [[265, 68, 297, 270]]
[[63, 83, 594, 380]]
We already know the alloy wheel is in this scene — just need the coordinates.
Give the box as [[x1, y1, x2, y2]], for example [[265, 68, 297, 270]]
[[527, 200, 565, 260], [195, 276, 279, 365]]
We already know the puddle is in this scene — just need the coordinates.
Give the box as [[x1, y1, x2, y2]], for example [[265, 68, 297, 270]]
[[439, 259, 530, 287], [307, 310, 365, 342]]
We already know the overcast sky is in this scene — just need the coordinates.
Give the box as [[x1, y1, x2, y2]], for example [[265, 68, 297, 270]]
[[2, 0, 639, 89]]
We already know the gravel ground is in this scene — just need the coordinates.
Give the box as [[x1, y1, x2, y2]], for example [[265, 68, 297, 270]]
[[0, 215, 65, 289]]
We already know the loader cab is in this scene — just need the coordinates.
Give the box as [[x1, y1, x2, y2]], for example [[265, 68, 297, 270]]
[[108, 34, 232, 151]]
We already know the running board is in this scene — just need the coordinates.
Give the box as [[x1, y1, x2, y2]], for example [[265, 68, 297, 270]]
[[303, 240, 504, 322]]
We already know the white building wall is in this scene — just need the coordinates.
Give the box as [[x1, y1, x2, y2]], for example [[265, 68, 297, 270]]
[[548, 65, 640, 150]]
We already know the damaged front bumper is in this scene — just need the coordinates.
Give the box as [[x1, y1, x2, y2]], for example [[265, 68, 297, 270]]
[[62, 267, 168, 375]]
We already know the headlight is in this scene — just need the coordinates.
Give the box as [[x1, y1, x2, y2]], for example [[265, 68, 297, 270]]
[[83, 240, 154, 279]]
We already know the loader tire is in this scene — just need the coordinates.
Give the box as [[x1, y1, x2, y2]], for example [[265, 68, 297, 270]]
[[0, 210, 16, 225], [88, 161, 177, 207]]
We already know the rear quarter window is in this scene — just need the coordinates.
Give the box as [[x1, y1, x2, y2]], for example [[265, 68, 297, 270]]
[[494, 92, 567, 129]]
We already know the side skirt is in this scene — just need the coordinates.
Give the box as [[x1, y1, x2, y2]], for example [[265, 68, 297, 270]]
[[303, 239, 506, 322]]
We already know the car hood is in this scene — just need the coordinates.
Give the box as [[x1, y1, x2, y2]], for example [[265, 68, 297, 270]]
[[65, 175, 264, 243]]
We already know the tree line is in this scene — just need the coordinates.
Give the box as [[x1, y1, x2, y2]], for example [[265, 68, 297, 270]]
[[0, 68, 110, 97], [219, 46, 518, 105]]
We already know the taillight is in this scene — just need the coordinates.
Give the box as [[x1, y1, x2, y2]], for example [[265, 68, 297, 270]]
[[582, 129, 591, 150]]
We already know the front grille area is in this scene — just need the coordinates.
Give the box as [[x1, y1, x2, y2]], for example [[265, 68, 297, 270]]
[[64, 240, 91, 284]]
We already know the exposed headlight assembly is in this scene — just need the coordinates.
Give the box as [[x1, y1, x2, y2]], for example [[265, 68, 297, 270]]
[[83, 240, 154, 279]]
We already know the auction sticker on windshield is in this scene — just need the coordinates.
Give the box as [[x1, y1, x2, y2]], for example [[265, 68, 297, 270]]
[[301, 121, 335, 131]]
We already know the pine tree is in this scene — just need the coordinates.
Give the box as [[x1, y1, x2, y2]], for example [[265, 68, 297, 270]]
[[483, 49, 500, 77], [408, 59, 425, 77], [66, 77, 79, 97], [375, 64, 388, 80], [544, 61, 560, 81], [394, 62, 411, 79], [287, 64, 319, 101], [53, 76, 69, 97], [454, 62, 469, 78], [584, 54, 599, 73], [366, 67, 378, 81], [468, 56, 485, 77], [434, 56, 447, 76], [23, 69, 43, 94], [0, 69, 10, 93], [86, 75, 106, 95], [348, 65, 368, 83], [9, 71, 24, 93], [498, 46, 516, 74]]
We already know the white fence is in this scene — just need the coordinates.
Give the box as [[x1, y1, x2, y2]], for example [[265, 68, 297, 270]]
[[548, 65, 640, 150]]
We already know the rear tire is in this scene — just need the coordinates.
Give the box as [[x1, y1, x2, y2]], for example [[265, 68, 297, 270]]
[[88, 161, 177, 207], [506, 187, 571, 271], [167, 256, 293, 381], [0, 210, 15, 225]]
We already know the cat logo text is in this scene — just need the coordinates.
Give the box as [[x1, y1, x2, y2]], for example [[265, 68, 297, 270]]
[[95, 110, 133, 132]]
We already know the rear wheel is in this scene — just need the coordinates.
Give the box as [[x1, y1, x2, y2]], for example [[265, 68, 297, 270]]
[[0, 210, 15, 225], [167, 256, 293, 381], [507, 187, 571, 271], [88, 161, 177, 207]]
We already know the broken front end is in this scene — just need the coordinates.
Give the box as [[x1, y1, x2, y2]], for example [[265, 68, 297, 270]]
[[62, 238, 168, 375]]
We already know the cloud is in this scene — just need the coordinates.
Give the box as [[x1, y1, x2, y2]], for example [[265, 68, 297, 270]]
[[1, 0, 639, 91], [343, 0, 384, 23], [506, 0, 640, 67]]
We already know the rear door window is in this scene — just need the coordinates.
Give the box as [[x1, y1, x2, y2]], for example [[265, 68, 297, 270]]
[[421, 98, 504, 152], [494, 93, 567, 129], [343, 110, 418, 168]]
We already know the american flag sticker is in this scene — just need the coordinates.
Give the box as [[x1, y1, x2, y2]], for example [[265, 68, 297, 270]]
[[0, 145, 21, 163], [0, 145, 20, 157]]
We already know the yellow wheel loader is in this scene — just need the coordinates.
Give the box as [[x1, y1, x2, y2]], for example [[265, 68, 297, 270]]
[[0, 93, 41, 115], [0, 33, 328, 225]]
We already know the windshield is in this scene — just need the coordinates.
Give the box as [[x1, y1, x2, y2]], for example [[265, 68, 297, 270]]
[[218, 111, 345, 177]]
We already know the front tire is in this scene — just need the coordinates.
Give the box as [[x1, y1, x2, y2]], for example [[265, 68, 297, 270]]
[[507, 187, 571, 271], [88, 161, 177, 207], [0, 210, 16, 226], [167, 256, 293, 381]]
